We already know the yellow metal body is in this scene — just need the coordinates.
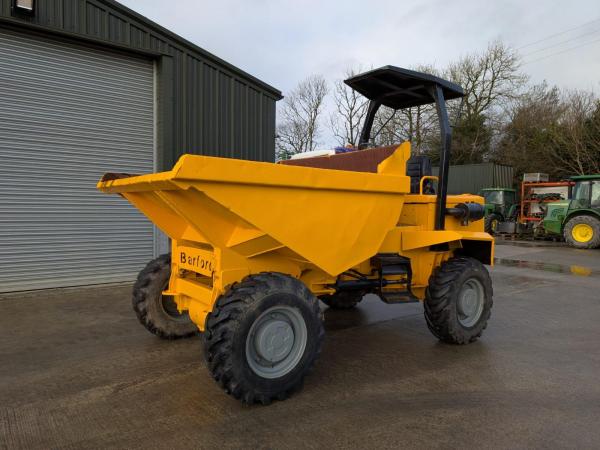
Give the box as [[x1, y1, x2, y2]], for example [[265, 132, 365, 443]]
[[97, 142, 494, 331]]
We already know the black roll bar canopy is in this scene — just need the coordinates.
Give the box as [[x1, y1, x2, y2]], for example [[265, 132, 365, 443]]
[[344, 66, 465, 231]]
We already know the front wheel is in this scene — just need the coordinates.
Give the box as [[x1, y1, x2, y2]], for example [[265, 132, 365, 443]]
[[424, 257, 493, 345], [564, 215, 600, 249], [203, 273, 324, 404]]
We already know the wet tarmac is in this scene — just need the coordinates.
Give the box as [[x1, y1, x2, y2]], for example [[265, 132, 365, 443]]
[[1, 242, 600, 449], [494, 239, 600, 272], [494, 258, 598, 277]]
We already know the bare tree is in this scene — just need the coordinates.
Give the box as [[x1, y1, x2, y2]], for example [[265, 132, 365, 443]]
[[494, 83, 563, 178], [329, 67, 369, 147], [367, 46, 526, 162], [548, 90, 600, 175], [496, 83, 600, 180], [447, 40, 527, 120], [276, 75, 328, 160], [446, 41, 527, 163]]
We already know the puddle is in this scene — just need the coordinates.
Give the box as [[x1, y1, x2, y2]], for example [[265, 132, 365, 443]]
[[494, 258, 597, 277], [494, 240, 566, 248]]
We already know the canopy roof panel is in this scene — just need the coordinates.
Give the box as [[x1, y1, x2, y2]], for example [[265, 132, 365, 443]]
[[345, 66, 465, 109]]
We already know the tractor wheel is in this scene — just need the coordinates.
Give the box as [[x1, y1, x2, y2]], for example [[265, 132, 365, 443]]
[[564, 215, 600, 249], [319, 290, 366, 309], [132, 254, 198, 339], [484, 214, 501, 235], [424, 257, 493, 345], [203, 273, 324, 405]]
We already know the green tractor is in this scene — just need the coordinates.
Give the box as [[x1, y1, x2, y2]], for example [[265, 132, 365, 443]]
[[479, 188, 518, 234], [542, 175, 600, 249]]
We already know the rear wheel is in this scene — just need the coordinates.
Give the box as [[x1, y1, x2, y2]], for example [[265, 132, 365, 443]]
[[424, 257, 493, 345], [564, 215, 600, 249], [203, 273, 324, 404], [319, 290, 366, 309], [132, 254, 198, 339], [484, 213, 501, 235]]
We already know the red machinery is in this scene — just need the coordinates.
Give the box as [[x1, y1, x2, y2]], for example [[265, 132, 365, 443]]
[[520, 181, 574, 223]]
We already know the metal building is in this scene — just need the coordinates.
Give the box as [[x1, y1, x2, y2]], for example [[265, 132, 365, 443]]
[[433, 163, 514, 195], [0, 0, 281, 292]]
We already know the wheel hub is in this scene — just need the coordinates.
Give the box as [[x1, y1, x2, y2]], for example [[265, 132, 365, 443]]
[[253, 319, 294, 363], [246, 306, 308, 379], [572, 223, 593, 243], [459, 290, 478, 316], [457, 278, 485, 328]]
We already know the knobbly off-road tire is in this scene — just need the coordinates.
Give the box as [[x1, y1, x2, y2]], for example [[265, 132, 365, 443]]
[[564, 215, 600, 249], [484, 214, 501, 235], [203, 273, 324, 405], [132, 254, 198, 339], [319, 290, 366, 309], [424, 257, 493, 345]]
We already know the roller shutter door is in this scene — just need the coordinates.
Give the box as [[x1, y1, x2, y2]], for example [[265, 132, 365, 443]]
[[0, 29, 155, 292]]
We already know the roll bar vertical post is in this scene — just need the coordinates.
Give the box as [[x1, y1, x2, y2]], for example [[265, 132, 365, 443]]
[[358, 99, 381, 148], [430, 84, 452, 231]]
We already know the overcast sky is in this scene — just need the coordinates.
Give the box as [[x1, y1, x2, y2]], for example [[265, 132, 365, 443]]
[[120, 0, 600, 145]]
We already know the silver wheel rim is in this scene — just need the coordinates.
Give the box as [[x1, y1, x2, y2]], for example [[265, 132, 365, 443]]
[[245, 305, 307, 379], [457, 277, 485, 328]]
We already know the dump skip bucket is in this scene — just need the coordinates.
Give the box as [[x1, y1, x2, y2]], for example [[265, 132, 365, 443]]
[[97, 144, 412, 276]]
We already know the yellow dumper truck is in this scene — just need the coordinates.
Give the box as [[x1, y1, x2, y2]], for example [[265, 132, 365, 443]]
[[97, 66, 494, 404]]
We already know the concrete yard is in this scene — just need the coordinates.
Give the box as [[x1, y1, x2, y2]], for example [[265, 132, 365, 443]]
[[1, 243, 599, 449]]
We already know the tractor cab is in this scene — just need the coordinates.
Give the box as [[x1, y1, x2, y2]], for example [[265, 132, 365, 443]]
[[543, 175, 600, 248], [568, 175, 600, 210], [479, 187, 518, 233]]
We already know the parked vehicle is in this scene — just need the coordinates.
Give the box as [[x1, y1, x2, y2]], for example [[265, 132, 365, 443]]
[[479, 188, 518, 234], [543, 175, 600, 249], [97, 66, 494, 404], [481, 180, 572, 239]]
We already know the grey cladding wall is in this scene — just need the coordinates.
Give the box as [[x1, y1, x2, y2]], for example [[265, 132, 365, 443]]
[[0, 0, 281, 167], [433, 163, 515, 195]]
